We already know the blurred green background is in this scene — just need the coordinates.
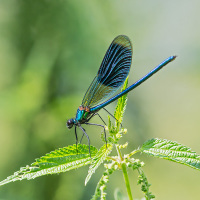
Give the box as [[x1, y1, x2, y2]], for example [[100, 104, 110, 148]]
[[0, 0, 200, 199]]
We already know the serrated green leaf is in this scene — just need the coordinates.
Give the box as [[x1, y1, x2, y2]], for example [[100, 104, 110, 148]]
[[141, 138, 200, 170], [85, 143, 113, 185], [114, 77, 128, 125], [0, 144, 97, 186]]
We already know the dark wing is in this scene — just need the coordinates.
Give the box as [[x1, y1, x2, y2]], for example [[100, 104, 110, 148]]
[[82, 35, 132, 108]]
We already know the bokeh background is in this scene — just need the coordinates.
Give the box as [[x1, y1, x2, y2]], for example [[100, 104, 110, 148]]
[[0, 0, 200, 199]]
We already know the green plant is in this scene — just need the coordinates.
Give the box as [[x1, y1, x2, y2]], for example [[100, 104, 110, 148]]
[[1, 78, 200, 200]]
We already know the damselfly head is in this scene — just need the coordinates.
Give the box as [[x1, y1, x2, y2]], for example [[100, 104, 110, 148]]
[[66, 118, 74, 129]]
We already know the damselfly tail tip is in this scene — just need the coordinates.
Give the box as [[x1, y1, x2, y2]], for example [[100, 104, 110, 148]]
[[167, 55, 177, 63], [172, 55, 177, 60]]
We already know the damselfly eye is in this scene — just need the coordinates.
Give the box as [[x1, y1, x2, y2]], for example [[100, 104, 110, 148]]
[[66, 119, 74, 129]]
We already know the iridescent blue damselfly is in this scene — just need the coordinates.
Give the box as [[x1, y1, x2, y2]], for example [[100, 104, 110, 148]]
[[66, 35, 176, 155]]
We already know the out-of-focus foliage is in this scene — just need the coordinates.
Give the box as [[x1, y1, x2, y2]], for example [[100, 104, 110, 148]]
[[0, 0, 200, 200]]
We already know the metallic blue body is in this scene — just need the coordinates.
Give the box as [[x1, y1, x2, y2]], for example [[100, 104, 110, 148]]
[[75, 108, 84, 122], [75, 107, 91, 123]]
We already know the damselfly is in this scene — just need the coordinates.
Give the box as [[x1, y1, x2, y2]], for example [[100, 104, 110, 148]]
[[66, 35, 176, 155]]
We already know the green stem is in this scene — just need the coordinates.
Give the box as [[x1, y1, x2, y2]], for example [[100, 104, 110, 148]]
[[116, 144, 133, 200]]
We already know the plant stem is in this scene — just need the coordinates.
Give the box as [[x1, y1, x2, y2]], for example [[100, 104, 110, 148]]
[[116, 144, 133, 200]]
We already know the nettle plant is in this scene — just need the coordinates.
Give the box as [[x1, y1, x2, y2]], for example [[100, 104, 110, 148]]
[[1, 78, 200, 200]]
